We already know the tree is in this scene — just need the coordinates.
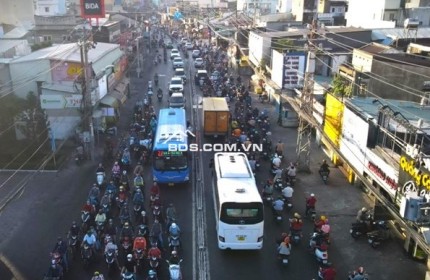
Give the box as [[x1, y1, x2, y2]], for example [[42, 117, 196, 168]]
[[272, 38, 295, 52], [330, 74, 352, 98]]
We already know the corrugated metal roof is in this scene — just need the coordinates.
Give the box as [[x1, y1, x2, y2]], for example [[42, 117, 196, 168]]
[[11, 42, 120, 64], [0, 40, 28, 54], [372, 27, 430, 40]]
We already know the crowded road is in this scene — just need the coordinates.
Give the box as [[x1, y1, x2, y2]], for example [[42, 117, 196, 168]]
[[0, 31, 426, 280]]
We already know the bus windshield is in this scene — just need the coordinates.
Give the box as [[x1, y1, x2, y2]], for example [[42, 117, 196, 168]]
[[220, 202, 263, 225], [153, 151, 188, 171]]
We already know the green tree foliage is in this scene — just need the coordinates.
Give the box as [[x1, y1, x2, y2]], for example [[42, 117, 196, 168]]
[[31, 41, 52, 52], [272, 39, 295, 52], [0, 94, 27, 133], [330, 74, 352, 98]]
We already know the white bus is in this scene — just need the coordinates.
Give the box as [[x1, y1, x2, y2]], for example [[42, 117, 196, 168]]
[[212, 152, 264, 250]]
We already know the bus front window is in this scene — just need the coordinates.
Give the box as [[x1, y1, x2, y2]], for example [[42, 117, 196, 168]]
[[154, 151, 188, 171]]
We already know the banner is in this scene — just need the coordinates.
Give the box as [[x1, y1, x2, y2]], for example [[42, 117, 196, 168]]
[[80, 0, 105, 18]]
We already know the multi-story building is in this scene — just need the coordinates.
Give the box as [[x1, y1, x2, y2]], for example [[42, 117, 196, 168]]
[[237, 0, 278, 17], [291, 0, 318, 24], [317, 0, 348, 26]]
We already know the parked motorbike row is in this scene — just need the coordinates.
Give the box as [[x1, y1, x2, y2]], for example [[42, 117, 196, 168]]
[[350, 212, 391, 249]]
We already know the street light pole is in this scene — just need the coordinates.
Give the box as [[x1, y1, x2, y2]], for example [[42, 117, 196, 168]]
[[136, 36, 142, 78]]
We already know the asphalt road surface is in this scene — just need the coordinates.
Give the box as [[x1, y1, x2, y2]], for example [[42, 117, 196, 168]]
[[0, 36, 426, 280]]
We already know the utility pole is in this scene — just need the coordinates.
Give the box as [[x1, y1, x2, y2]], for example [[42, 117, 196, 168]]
[[295, 19, 316, 172], [79, 26, 95, 160]]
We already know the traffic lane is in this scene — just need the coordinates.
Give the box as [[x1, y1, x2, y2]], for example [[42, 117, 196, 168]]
[[0, 165, 95, 279], [0, 172, 38, 211], [202, 149, 327, 280]]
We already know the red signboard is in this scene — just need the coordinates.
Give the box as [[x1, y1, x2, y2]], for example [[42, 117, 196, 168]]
[[80, 0, 105, 18]]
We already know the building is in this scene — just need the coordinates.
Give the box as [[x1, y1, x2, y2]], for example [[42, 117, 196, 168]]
[[317, 0, 348, 26], [8, 42, 128, 139], [29, 15, 85, 44], [346, 0, 430, 29], [276, 0, 293, 13], [35, 0, 67, 16], [291, 0, 318, 24], [237, 0, 278, 17], [338, 42, 430, 102], [0, 40, 32, 59], [248, 27, 372, 80]]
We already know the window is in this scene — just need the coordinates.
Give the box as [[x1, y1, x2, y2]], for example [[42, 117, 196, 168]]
[[331, 7, 335, 12], [43, 35, 52, 42], [45, 7, 49, 12], [389, 13, 395, 21]]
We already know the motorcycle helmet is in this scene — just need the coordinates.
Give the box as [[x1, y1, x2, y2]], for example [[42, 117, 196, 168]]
[[122, 170, 127, 175], [358, 267, 364, 274], [108, 219, 113, 224], [361, 207, 367, 212], [148, 270, 156, 276], [172, 251, 177, 256], [136, 188, 141, 193], [124, 222, 129, 227], [171, 223, 177, 229], [94, 271, 100, 276], [294, 213, 301, 219], [141, 211, 146, 216], [119, 186, 124, 191], [127, 254, 133, 261], [72, 221, 77, 227], [311, 193, 315, 197], [320, 216, 326, 221]]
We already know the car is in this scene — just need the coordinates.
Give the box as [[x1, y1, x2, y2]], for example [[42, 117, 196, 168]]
[[166, 41, 174, 49], [169, 77, 184, 95], [169, 92, 186, 108], [174, 68, 187, 84], [171, 31, 179, 38], [192, 49, 201, 58], [185, 42, 193, 50], [170, 49, 180, 59], [172, 57, 184, 69], [194, 58, 204, 68], [180, 38, 188, 44]]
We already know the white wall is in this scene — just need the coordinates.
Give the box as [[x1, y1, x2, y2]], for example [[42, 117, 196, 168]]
[[271, 49, 284, 88], [36, 0, 66, 16], [346, 0, 398, 28], [248, 32, 265, 67], [352, 50, 373, 73], [0, 0, 35, 26], [9, 60, 52, 98], [277, 0, 293, 13]]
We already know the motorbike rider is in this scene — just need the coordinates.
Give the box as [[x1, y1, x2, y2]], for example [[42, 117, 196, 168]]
[[262, 179, 274, 198], [314, 215, 330, 234], [133, 235, 147, 254], [120, 222, 134, 243], [349, 267, 366, 280], [169, 250, 180, 265], [305, 193, 317, 217], [273, 166, 283, 182], [67, 221, 80, 243], [319, 264, 337, 280], [133, 174, 144, 189], [150, 219, 164, 249], [286, 163, 296, 181], [277, 240, 291, 259], [46, 259, 63, 278], [104, 236, 120, 268], [157, 88, 163, 98], [112, 161, 121, 176], [91, 271, 105, 280], [82, 200, 96, 215], [53, 236, 68, 271], [165, 203, 177, 228], [95, 209, 106, 228], [117, 186, 128, 203], [122, 254, 137, 275], [82, 229, 97, 254], [150, 182, 161, 205], [272, 196, 285, 214], [289, 213, 303, 235], [148, 243, 162, 260], [138, 210, 148, 226], [120, 202, 131, 224], [319, 160, 330, 176], [282, 183, 294, 201], [104, 219, 116, 241], [88, 183, 100, 205], [272, 155, 281, 170], [248, 155, 257, 172], [105, 180, 117, 196], [169, 222, 181, 237], [133, 188, 145, 206], [356, 207, 370, 223], [275, 140, 285, 157], [154, 73, 159, 85]]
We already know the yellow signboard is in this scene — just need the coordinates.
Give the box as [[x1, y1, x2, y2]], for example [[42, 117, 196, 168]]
[[323, 94, 344, 148], [239, 56, 249, 67]]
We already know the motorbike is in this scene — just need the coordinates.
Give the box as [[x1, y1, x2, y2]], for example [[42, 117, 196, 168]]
[[309, 232, 329, 265], [367, 221, 390, 248], [350, 220, 375, 239], [149, 255, 160, 272], [290, 231, 301, 244], [75, 146, 84, 165], [81, 210, 90, 232], [157, 91, 163, 102], [168, 234, 181, 252], [122, 236, 132, 253], [96, 220, 105, 236], [284, 197, 293, 211], [101, 200, 110, 217], [133, 201, 144, 220], [308, 208, 317, 221], [105, 249, 117, 271], [274, 178, 283, 191], [262, 193, 273, 206], [319, 170, 329, 184], [96, 172, 105, 188], [121, 272, 136, 280], [167, 259, 183, 280], [81, 243, 93, 267], [68, 234, 79, 259], [152, 205, 162, 221], [134, 247, 146, 267], [279, 253, 290, 265]]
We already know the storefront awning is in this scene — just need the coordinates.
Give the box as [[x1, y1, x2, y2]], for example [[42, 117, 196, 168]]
[[99, 94, 120, 108]]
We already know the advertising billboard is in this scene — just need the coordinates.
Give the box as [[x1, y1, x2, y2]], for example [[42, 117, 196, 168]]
[[398, 153, 430, 198], [80, 0, 105, 18], [339, 107, 369, 175], [282, 52, 306, 89], [51, 61, 82, 82], [323, 94, 344, 148]]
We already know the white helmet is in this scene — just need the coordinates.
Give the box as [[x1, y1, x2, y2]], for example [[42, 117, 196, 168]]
[[127, 254, 133, 260], [171, 223, 177, 228]]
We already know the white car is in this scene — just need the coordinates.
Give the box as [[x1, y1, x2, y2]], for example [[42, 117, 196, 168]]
[[170, 49, 180, 59], [192, 49, 201, 58], [169, 92, 186, 108], [194, 58, 204, 68], [169, 77, 184, 95], [185, 42, 193, 50], [172, 57, 184, 69]]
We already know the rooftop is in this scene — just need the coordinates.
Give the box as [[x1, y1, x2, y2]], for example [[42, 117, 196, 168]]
[[358, 43, 400, 54], [372, 27, 430, 40], [11, 42, 120, 64], [0, 40, 28, 54], [346, 97, 430, 133]]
